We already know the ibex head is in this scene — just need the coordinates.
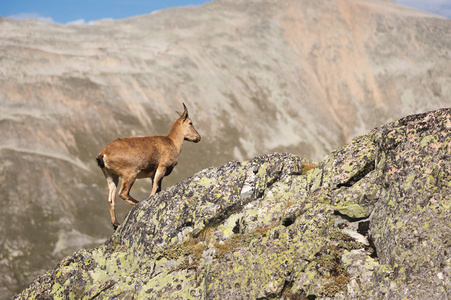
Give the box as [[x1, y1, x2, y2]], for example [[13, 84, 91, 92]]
[[177, 103, 201, 143]]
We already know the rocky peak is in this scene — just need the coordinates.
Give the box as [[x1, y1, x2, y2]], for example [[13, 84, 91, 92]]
[[15, 108, 451, 299]]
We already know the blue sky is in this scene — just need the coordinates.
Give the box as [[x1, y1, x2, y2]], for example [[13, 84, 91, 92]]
[[1, 0, 211, 24], [1, 0, 450, 24]]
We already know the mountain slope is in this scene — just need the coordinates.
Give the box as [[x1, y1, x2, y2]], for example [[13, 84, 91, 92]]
[[0, 0, 450, 297]]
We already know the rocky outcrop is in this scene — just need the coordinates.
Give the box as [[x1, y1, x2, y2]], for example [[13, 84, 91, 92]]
[[15, 108, 451, 299]]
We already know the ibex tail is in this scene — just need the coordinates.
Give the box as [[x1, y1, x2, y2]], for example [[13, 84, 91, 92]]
[[96, 154, 105, 168]]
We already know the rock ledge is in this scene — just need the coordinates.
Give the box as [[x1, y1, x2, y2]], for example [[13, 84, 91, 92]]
[[15, 109, 451, 299]]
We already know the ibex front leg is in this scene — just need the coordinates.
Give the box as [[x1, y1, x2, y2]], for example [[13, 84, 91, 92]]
[[151, 167, 166, 196]]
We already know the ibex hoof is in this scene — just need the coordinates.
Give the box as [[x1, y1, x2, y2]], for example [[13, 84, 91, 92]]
[[112, 223, 120, 231]]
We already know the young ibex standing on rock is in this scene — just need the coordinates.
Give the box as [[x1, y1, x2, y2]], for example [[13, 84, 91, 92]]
[[96, 103, 201, 229]]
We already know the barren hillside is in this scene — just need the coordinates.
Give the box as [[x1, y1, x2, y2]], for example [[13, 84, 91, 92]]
[[0, 0, 450, 297]]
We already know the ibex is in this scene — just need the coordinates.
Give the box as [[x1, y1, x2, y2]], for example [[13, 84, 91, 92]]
[[96, 103, 201, 229]]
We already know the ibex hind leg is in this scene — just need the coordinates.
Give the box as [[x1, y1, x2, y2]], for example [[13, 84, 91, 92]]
[[102, 168, 120, 229], [118, 174, 139, 206]]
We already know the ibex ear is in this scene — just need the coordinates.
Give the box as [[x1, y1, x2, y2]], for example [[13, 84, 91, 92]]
[[181, 103, 188, 121]]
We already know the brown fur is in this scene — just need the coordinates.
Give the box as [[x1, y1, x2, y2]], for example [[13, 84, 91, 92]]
[[97, 103, 200, 229]]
